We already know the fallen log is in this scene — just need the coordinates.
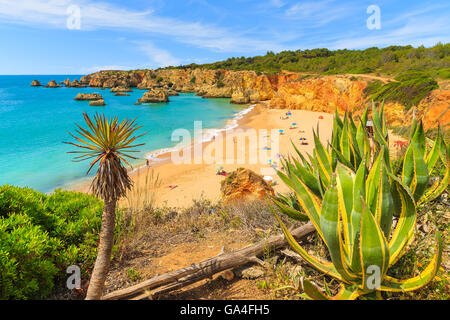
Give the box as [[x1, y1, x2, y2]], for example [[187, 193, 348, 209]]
[[103, 222, 315, 300]]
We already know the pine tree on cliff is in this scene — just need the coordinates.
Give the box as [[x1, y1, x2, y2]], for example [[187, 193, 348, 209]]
[[64, 112, 146, 299]]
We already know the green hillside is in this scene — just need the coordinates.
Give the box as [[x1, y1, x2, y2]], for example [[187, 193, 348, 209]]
[[168, 43, 450, 78]]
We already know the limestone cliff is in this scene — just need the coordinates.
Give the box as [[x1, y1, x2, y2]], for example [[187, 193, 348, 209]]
[[418, 89, 450, 130], [269, 76, 367, 113], [80, 69, 449, 130]]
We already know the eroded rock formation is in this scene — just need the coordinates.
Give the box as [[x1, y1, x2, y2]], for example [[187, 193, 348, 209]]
[[270, 76, 367, 113], [110, 86, 133, 93], [220, 168, 274, 205], [71, 79, 80, 87], [74, 93, 103, 101], [78, 69, 449, 130], [45, 80, 61, 88], [138, 88, 169, 103], [418, 89, 450, 130], [167, 89, 179, 96], [89, 99, 106, 106], [31, 80, 41, 87]]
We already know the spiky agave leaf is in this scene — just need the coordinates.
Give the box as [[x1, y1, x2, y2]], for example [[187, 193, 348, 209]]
[[272, 102, 445, 300], [64, 112, 147, 200], [419, 126, 450, 205]]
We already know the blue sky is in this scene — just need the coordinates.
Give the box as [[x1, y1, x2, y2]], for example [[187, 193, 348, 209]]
[[0, 0, 448, 74]]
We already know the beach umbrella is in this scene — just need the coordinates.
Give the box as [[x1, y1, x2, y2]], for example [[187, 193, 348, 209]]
[[292, 123, 297, 126], [279, 129, 284, 133], [214, 165, 224, 171]]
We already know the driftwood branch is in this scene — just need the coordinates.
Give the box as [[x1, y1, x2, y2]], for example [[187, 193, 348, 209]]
[[102, 222, 314, 300]]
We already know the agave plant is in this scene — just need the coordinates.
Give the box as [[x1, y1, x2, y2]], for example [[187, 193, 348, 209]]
[[64, 112, 146, 299], [274, 103, 449, 216], [273, 158, 443, 300], [404, 120, 450, 205], [272, 103, 447, 299]]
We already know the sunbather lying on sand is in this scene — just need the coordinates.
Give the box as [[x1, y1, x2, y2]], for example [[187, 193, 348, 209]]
[[216, 169, 227, 176], [299, 137, 309, 145]]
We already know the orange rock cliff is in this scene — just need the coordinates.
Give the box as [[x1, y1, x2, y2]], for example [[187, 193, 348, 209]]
[[80, 69, 449, 130]]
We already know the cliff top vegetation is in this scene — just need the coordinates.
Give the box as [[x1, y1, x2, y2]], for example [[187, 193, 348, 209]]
[[164, 43, 450, 78]]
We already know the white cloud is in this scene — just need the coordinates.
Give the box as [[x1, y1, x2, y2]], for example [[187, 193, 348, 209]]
[[136, 42, 181, 67], [284, 0, 354, 27], [270, 0, 285, 8], [0, 0, 286, 53], [330, 12, 450, 49], [0, 0, 447, 62], [285, 1, 331, 16]]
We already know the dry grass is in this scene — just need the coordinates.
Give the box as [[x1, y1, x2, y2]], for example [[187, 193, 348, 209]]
[[115, 193, 297, 263], [109, 164, 448, 300]]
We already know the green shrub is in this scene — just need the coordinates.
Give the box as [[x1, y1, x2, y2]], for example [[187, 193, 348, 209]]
[[437, 68, 450, 79], [168, 43, 450, 77], [364, 80, 384, 95], [0, 186, 105, 299], [0, 214, 60, 299], [368, 71, 439, 108]]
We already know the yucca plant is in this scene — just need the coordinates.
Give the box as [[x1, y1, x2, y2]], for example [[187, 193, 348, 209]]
[[273, 158, 443, 300], [64, 112, 146, 299]]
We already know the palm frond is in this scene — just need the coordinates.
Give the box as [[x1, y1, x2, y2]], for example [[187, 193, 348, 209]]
[[64, 112, 147, 200]]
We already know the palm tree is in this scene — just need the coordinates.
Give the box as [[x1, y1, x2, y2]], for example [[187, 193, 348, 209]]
[[64, 112, 146, 299]]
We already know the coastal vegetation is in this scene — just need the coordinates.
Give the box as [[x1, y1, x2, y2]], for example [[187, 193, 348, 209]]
[[364, 71, 439, 108], [3, 61, 449, 300], [272, 104, 449, 299], [0, 187, 105, 299], [172, 44, 450, 78], [64, 113, 147, 299], [1, 106, 448, 299]]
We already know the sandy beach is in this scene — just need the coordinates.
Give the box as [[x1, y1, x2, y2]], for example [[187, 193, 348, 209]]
[[76, 103, 334, 208]]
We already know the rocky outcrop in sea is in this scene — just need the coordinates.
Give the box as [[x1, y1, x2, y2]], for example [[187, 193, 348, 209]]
[[89, 99, 106, 106], [45, 80, 61, 88], [110, 86, 133, 93], [31, 80, 41, 87], [138, 88, 169, 103], [74, 93, 103, 101]]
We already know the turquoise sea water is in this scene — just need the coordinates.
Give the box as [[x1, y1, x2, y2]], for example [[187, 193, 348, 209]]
[[0, 75, 244, 193]]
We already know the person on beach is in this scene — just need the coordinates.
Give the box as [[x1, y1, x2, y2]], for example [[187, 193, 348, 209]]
[[146, 160, 150, 167], [216, 169, 227, 176]]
